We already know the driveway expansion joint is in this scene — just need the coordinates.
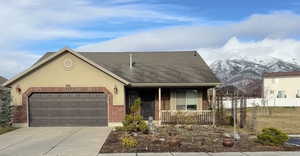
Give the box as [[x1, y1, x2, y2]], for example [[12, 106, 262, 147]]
[[42, 128, 82, 155]]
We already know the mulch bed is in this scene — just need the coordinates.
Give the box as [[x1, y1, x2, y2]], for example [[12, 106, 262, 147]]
[[100, 126, 300, 153]]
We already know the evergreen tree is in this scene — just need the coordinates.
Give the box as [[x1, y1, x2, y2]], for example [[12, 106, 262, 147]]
[[0, 89, 13, 127]]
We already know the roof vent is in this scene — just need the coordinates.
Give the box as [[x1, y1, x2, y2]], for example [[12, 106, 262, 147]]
[[129, 54, 133, 69]]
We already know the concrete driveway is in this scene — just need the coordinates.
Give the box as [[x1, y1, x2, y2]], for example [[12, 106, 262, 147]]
[[0, 127, 111, 156]]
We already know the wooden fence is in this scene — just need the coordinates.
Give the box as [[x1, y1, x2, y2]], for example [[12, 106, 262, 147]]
[[161, 110, 213, 125]]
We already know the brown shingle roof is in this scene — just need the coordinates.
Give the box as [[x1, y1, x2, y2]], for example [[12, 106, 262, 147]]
[[37, 51, 220, 84], [263, 71, 300, 78]]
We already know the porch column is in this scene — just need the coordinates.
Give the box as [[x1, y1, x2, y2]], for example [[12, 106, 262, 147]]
[[158, 87, 161, 125], [212, 88, 216, 127]]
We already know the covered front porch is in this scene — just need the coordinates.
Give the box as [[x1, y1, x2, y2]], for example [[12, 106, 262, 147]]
[[125, 86, 216, 125]]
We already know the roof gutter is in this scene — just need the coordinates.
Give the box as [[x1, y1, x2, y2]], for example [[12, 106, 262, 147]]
[[129, 82, 222, 87]]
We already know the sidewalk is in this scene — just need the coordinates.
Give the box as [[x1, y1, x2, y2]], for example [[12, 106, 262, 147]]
[[98, 151, 300, 156]]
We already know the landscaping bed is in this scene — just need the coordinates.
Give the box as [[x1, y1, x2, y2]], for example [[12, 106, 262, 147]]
[[100, 126, 300, 153]]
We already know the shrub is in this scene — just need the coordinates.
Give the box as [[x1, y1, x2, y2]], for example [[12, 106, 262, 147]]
[[130, 98, 141, 115], [257, 128, 288, 146], [225, 115, 234, 126], [121, 136, 137, 148], [137, 120, 148, 132], [122, 114, 148, 133], [0, 90, 13, 127], [120, 98, 148, 133]]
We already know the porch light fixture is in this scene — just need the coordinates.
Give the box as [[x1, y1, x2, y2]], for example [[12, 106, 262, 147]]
[[16, 86, 22, 94], [114, 86, 118, 95]]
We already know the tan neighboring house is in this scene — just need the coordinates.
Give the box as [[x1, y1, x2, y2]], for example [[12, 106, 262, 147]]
[[3, 48, 220, 127], [263, 72, 300, 99]]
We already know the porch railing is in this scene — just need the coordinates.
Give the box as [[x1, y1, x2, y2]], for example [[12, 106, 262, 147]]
[[160, 110, 213, 125]]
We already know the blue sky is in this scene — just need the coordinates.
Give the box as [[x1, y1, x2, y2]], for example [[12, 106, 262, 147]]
[[2, 0, 300, 77]]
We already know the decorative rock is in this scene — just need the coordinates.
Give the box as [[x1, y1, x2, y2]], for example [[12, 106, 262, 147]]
[[223, 132, 231, 138], [233, 133, 241, 141], [159, 138, 166, 142], [223, 137, 234, 147], [132, 132, 138, 137]]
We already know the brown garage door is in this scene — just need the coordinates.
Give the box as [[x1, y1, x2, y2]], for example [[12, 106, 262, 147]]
[[28, 92, 107, 127]]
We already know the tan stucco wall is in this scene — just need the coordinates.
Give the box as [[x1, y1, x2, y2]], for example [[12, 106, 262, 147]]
[[264, 76, 300, 98], [10, 52, 125, 106]]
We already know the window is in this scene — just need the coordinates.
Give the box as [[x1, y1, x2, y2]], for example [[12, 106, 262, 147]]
[[277, 90, 287, 98], [270, 90, 274, 95], [296, 90, 300, 98], [175, 90, 198, 110]]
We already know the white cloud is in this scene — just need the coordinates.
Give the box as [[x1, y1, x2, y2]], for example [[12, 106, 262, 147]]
[[198, 37, 300, 64], [0, 0, 197, 48], [2, 1, 300, 78], [78, 11, 300, 52], [0, 51, 40, 78], [0, 0, 196, 78]]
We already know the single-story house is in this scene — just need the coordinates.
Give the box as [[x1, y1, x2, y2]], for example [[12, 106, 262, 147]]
[[3, 48, 221, 127]]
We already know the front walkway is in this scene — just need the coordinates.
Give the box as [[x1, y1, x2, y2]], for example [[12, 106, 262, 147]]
[[0, 127, 111, 156], [99, 152, 300, 156]]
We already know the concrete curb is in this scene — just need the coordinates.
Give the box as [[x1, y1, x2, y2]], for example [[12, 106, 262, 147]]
[[98, 151, 300, 156]]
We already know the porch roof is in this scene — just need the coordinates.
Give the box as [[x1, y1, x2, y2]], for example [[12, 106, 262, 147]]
[[129, 82, 221, 87]]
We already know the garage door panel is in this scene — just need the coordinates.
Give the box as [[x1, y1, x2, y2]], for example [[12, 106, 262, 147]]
[[31, 119, 107, 127], [29, 92, 107, 127]]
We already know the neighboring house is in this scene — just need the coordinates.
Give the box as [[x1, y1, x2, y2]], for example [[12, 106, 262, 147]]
[[263, 72, 300, 99], [3, 48, 220, 127]]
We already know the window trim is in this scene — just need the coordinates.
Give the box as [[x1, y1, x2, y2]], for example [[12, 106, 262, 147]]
[[175, 89, 198, 111], [277, 90, 287, 98]]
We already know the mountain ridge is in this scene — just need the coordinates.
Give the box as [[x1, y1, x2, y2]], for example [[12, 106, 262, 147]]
[[210, 57, 300, 96]]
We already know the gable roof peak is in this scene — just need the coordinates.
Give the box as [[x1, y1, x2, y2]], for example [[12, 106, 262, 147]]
[[3, 47, 129, 87]]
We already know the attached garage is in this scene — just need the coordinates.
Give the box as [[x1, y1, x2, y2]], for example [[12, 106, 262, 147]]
[[28, 92, 107, 127]]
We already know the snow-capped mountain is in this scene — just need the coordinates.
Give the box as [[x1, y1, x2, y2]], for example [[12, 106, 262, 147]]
[[210, 57, 300, 96]]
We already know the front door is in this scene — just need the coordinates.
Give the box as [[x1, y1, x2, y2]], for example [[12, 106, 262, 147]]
[[140, 90, 155, 120]]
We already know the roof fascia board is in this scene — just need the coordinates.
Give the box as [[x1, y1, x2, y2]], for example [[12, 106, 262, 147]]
[[129, 83, 222, 87]]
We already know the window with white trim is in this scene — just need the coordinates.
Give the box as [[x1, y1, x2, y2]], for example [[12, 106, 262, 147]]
[[175, 90, 198, 110], [296, 90, 300, 98], [277, 90, 287, 98]]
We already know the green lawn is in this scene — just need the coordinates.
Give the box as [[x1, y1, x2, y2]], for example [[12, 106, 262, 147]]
[[0, 127, 18, 135]]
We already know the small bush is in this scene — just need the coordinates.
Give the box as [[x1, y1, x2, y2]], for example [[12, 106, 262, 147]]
[[225, 115, 234, 126], [122, 114, 148, 132], [121, 97, 148, 133], [257, 128, 288, 146], [137, 120, 148, 132], [130, 98, 141, 115], [121, 136, 137, 148], [115, 126, 126, 131]]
